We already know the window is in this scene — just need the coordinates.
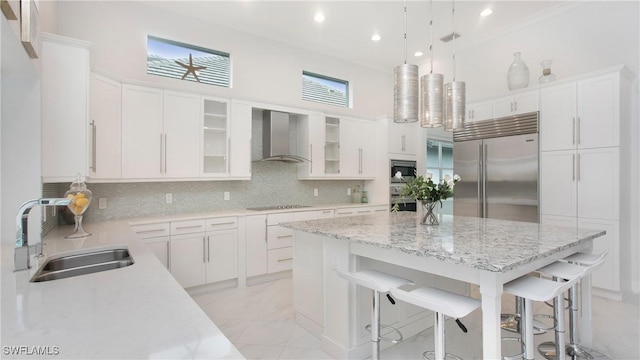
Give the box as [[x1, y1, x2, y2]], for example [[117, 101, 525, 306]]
[[426, 139, 453, 184], [302, 71, 349, 107], [147, 35, 230, 87]]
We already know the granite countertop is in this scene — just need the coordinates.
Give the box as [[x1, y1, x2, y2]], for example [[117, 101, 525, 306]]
[[281, 212, 606, 272], [1, 221, 244, 359]]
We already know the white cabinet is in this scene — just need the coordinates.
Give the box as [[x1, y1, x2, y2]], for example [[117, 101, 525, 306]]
[[539, 67, 633, 300], [267, 212, 295, 273], [201, 97, 229, 176], [131, 222, 170, 269], [228, 100, 252, 179], [121, 85, 164, 179], [466, 100, 493, 123], [339, 117, 376, 179], [163, 90, 200, 178], [89, 73, 121, 180], [388, 120, 418, 155], [41, 34, 91, 182], [245, 215, 267, 277], [169, 217, 238, 288], [540, 72, 620, 152], [492, 90, 539, 119], [324, 117, 341, 175], [297, 112, 326, 178]]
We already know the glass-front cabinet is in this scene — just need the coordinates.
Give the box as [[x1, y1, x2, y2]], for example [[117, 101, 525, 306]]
[[324, 117, 340, 174], [202, 97, 229, 175]]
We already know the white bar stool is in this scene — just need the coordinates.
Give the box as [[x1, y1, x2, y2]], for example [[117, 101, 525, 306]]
[[537, 251, 608, 360], [503, 262, 585, 360], [390, 286, 480, 360], [335, 269, 413, 360]]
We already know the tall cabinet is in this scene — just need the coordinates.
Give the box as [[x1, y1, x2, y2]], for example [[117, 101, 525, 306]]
[[539, 66, 634, 300]]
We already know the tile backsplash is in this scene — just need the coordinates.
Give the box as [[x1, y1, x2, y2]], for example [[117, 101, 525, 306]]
[[47, 161, 365, 226]]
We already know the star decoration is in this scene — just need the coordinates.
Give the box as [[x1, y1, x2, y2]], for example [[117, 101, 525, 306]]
[[175, 53, 207, 82]]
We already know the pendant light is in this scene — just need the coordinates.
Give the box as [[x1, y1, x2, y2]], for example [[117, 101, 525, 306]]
[[394, 0, 419, 123], [444, 0, 466, 132], [420, 0, 444, 128]]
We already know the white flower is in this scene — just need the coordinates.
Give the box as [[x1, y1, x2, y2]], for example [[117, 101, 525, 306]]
[[453, 174, 461, 182], [425, 172, 433, 179], [395, 171, 403, 180], [447, 179, 455, 187], [443, 174, 451, 182]]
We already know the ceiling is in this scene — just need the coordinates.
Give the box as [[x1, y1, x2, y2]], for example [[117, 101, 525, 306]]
[[142, 1, 577, 72]]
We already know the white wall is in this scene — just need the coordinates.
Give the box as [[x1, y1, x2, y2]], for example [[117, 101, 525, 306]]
[[1, 17, 43, 245], [54, 1, 392, 120], [428, 1, 639, 102]]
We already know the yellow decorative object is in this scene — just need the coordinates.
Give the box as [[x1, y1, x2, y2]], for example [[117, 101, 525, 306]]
[[64, 174, 92, 238]]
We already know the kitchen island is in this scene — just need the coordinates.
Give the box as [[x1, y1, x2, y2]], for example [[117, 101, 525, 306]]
[[1, 221, 244, 359], [283, 212, 606, 359]]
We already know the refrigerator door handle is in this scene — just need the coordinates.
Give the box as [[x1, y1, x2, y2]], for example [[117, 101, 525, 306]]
[[482, 144, 488, 218]]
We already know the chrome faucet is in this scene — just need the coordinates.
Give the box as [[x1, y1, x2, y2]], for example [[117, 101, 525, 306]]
[[15, 198, 72, 271]]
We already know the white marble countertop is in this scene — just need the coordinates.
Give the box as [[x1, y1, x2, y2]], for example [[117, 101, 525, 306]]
[[281, 212, 606, 272], [1, 221, 244, 359]]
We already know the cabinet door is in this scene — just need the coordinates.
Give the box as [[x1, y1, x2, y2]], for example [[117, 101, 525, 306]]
[[170, 232, 207, 288], [206, 229, 238, 283], [90, 73, 121, 179], [540, 150, 577, 217], [577, 73, 619, 149], [121, 85, 164, 178], [388, 120, 418, 154], [540, 82, 577, 151], [339, 118, 363, 178], [577, 218, 619, 292], [308, 113, 327, 176], [163, 91, 200, 178], [577, 147, 619, 220], [492, 95, 515, 119], [466, 100, 493, 123], [359, 120, 376, 178], [41, 37, 90, 182], [245, 215, 267, 277], [513, 91, 539, 115], [229, 100, 252, 178], [142, 236, 170, 269]]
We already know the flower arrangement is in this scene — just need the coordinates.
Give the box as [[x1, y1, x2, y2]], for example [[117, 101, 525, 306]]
[[391, 171, 461, 213]]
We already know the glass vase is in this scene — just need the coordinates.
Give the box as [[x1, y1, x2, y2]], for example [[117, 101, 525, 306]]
[[64, 174, 92, 238], [539, 59, 557, 84], [419, 201, 439, 225], [507, 52, 530, 91]]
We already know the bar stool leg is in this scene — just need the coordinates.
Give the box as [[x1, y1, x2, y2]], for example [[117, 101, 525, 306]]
[[371, 290, 381, 360], [522, 298, 535, 360], [566, 284, 594, 359], [554, 293, 567, 360], [434, 312, 446, 360]]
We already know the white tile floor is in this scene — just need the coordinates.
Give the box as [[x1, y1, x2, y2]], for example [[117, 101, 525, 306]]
[[191, 277, 639, 360]]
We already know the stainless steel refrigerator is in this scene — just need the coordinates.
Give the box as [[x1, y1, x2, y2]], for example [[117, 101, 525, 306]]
[[453, 112, 539, 223]]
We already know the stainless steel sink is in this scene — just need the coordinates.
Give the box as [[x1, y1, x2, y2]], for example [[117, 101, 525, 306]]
[[30, 248, 134, 282]]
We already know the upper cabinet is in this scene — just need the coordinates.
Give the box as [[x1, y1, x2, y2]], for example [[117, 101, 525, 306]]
[[492, 90, 539, 119], [388, 120, 418, 156], [228, 100, 252, 179], [41, 34, 91, 182], [540, 72, 621, 151], [298, 115, 376, 179], [89, 73, 122, 180], [466, 100, 493, 123]]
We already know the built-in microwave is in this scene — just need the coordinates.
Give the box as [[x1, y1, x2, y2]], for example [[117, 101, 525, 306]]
[[390, 160, 417, 182]]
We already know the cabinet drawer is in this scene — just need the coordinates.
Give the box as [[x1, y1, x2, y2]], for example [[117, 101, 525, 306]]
[[267, 247, 293, 273], [267, 212, 295, 225], [171, 219, 206, 235], [267, 226, 295, 249], [130, 223, 170, 239], [335, 207, 373, 217], [205, 216, 237, 231]]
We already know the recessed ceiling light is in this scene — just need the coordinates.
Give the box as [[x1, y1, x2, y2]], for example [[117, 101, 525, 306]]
[[480, 8, 493, 17], [371, 34, 381, 41], [314, 12, 325, 23], [414, 51, 424, 57]]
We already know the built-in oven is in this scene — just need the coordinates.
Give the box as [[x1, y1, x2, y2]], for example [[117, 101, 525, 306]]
[[390, 184, 417, 212], [390, 159, 417, 183]]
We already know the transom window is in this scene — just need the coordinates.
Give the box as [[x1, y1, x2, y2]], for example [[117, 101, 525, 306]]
[[147, 35, 230, 87], [302, 71, 349, 108]]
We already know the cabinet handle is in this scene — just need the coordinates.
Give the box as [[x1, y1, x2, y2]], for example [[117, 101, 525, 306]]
[[227, 138, 231, 174], [572, 118, 576, 145], [576, 153, 581, 181], [207, 236, 211, 262], [276, 234, 294, 239], [209, 221, 235, 227], [572, 154, 576, 181], [160, 133, 164, 173], [472, 109, 475, 118], [277, 258, 293, 262], [175, 225, 203, 230], [167, 241, 171, 271], [359, 148, 363, 174], [514, 101, 518, 112], [576, 117, 581, 145], [309, 144, 313, 174], [164, 133, 168, 174], [135, 228, 166, 234], [264, 218, 268, 242], [202, 236, 206, 263], [510, 102, 514, 112], [90, 120, 97, 172], [401, 135, 406, 152]]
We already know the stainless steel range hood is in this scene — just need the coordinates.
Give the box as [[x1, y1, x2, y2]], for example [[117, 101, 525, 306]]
[[261, 110, 309, 163]]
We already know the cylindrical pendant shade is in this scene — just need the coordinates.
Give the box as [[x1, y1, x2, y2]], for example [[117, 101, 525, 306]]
[[420, 73, 444, 128], [444, 81, 466, 131], [394, 64, 419, 123]]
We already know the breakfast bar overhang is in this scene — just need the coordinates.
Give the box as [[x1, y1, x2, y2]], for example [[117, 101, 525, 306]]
[[283, 212, 606, 359]]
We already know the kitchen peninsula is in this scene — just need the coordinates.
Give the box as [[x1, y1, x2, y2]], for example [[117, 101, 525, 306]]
[[283, 212, 606, 359]]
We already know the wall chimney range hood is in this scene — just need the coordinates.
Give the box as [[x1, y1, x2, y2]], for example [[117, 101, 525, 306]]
[[260, 110, 309, 163]]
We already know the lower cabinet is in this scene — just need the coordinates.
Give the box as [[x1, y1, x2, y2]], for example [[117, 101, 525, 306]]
[[170, 232, 207, 288], [130, 222, 171, 268], [245, 215, 268, 277]]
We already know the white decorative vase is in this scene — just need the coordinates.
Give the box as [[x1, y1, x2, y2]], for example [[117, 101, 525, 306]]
[[507, 52, 530, 91]]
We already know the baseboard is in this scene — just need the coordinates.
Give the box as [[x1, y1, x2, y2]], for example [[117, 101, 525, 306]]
[[246, 270, 292, 286], [295, 312, 323, 338]]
